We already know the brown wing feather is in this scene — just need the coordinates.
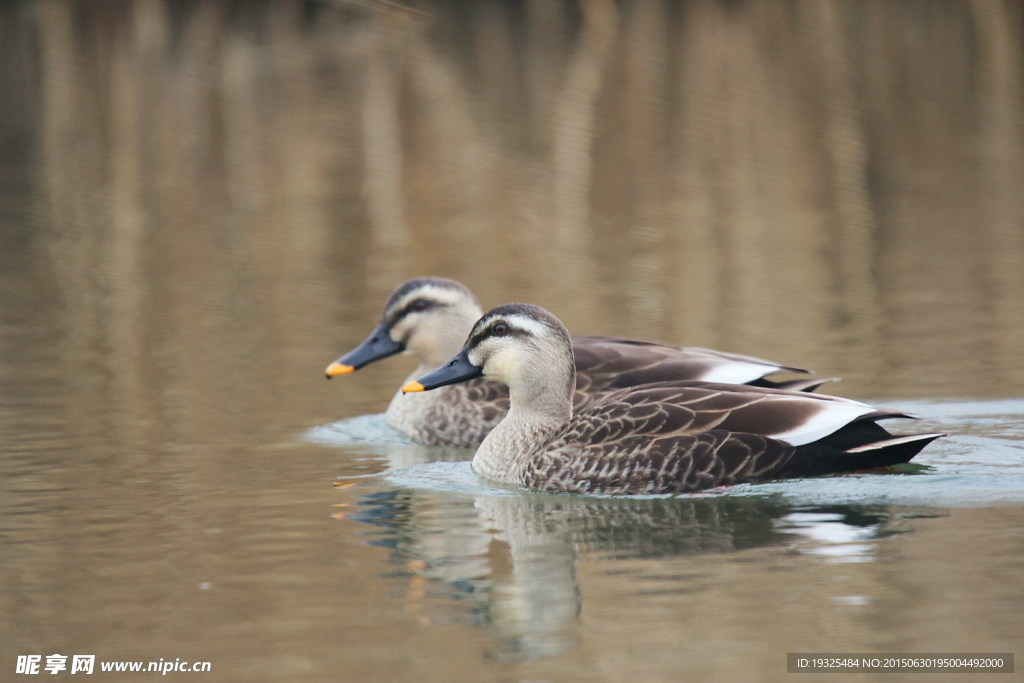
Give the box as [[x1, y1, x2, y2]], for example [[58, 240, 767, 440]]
[[575, 381, 869, 441], [571, 336, 809, 397], [515, 379, 929, 494], [521, 383, 802, 493], [575, 335, 807, 373], [515, 375, 938, 494]]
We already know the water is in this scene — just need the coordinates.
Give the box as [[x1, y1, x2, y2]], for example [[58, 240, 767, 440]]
[[309, 405, 1024, 675], [312, 407, 1024, 674], [313, 402, 1024, 507], [2, 1, 1024, 680]]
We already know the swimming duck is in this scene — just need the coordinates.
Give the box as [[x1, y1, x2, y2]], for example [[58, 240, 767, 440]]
[[326, 278, 823, 448], [402, 303, 944, 495]]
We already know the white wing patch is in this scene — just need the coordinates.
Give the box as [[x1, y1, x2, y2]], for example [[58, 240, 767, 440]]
[[768, 399, 878, 446], [700, 361, 786, 384]]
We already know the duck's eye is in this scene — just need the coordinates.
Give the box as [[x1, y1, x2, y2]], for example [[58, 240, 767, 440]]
[[411, 299, 428, 312], [492, 322, 509, 336]]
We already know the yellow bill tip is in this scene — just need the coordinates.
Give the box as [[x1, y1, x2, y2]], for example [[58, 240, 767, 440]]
[[402, 381, 425, 394], [325, 361, 356, 378]]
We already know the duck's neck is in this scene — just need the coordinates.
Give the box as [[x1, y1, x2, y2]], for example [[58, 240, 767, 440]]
[[385, 363, 452, 434], [472, 360, 575, 486]]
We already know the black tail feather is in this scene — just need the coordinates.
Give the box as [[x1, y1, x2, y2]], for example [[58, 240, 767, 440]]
[[778, 432, 944, 479]]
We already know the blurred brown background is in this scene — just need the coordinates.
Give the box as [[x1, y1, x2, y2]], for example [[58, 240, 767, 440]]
[[2, 0, 1022, 423]]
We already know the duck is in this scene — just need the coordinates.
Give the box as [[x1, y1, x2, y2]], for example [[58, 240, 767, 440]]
[[325, 277, 825, 448], [402, 303, 944, 495]]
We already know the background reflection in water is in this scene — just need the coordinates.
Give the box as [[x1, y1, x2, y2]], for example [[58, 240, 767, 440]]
[[4, 0, 1022, 415]]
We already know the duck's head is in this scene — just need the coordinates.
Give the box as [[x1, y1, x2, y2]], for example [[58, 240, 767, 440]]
[[404, 303, 575, 404], [325, 277, 483, 377]]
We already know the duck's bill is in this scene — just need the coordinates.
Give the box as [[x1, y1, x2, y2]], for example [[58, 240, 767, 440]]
[[324, 361, 356, 376], [403, 350, 482, 393], [325, 323, 403, 378]]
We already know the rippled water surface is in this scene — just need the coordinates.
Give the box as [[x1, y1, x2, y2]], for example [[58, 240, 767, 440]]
[[2, 1, 1024, 681]]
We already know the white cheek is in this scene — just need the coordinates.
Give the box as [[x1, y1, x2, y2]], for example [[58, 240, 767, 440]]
[[392, 317, 432, 351], [389, 319, 411, 343], [477, 345, 520, 385]]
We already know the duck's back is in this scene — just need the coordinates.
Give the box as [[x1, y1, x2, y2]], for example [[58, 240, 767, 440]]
[[572, 336, 810, 395], [504, 382, 935, 495]]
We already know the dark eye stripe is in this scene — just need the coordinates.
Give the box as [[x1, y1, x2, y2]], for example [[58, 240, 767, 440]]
[[468, 320, 530, 348], [406, 299, 431, 314], [384, 298, 443, 327]]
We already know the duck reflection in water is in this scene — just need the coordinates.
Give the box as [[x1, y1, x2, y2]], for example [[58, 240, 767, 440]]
[[335, 482, 928, 662]]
